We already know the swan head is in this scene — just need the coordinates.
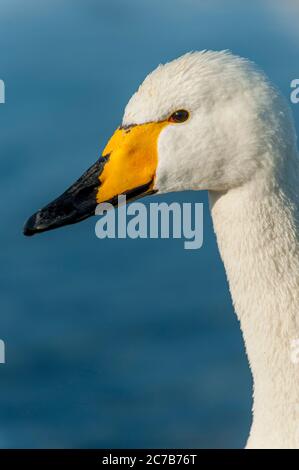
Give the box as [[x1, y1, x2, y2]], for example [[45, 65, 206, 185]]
[[24, 50, 295, 235]]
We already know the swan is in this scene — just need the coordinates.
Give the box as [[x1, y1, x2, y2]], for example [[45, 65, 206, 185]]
[[23, 51, 299, 449]]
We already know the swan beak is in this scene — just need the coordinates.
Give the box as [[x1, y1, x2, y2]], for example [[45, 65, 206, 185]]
[[23, 121, 168, 236]]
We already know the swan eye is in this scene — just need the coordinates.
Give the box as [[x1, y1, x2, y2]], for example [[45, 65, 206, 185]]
[[168, 109, 189, 123]]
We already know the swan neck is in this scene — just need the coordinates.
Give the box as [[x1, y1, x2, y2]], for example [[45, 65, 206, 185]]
[[209, 166, 299, 449]]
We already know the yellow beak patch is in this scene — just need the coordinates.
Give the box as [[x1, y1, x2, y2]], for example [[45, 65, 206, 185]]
[[97, 121, 169, 203]]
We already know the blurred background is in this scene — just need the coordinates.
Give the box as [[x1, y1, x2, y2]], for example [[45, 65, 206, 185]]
[[0, 0, 298, 449]]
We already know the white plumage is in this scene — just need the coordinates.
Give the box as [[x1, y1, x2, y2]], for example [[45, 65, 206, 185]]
[[125, 51, 299, 449]]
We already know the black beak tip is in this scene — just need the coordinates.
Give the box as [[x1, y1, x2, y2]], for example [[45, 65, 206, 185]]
[[23, 213, 39, 237]]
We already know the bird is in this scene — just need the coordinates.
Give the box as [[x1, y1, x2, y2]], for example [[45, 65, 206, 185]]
[[23, 51, 299, 449]]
